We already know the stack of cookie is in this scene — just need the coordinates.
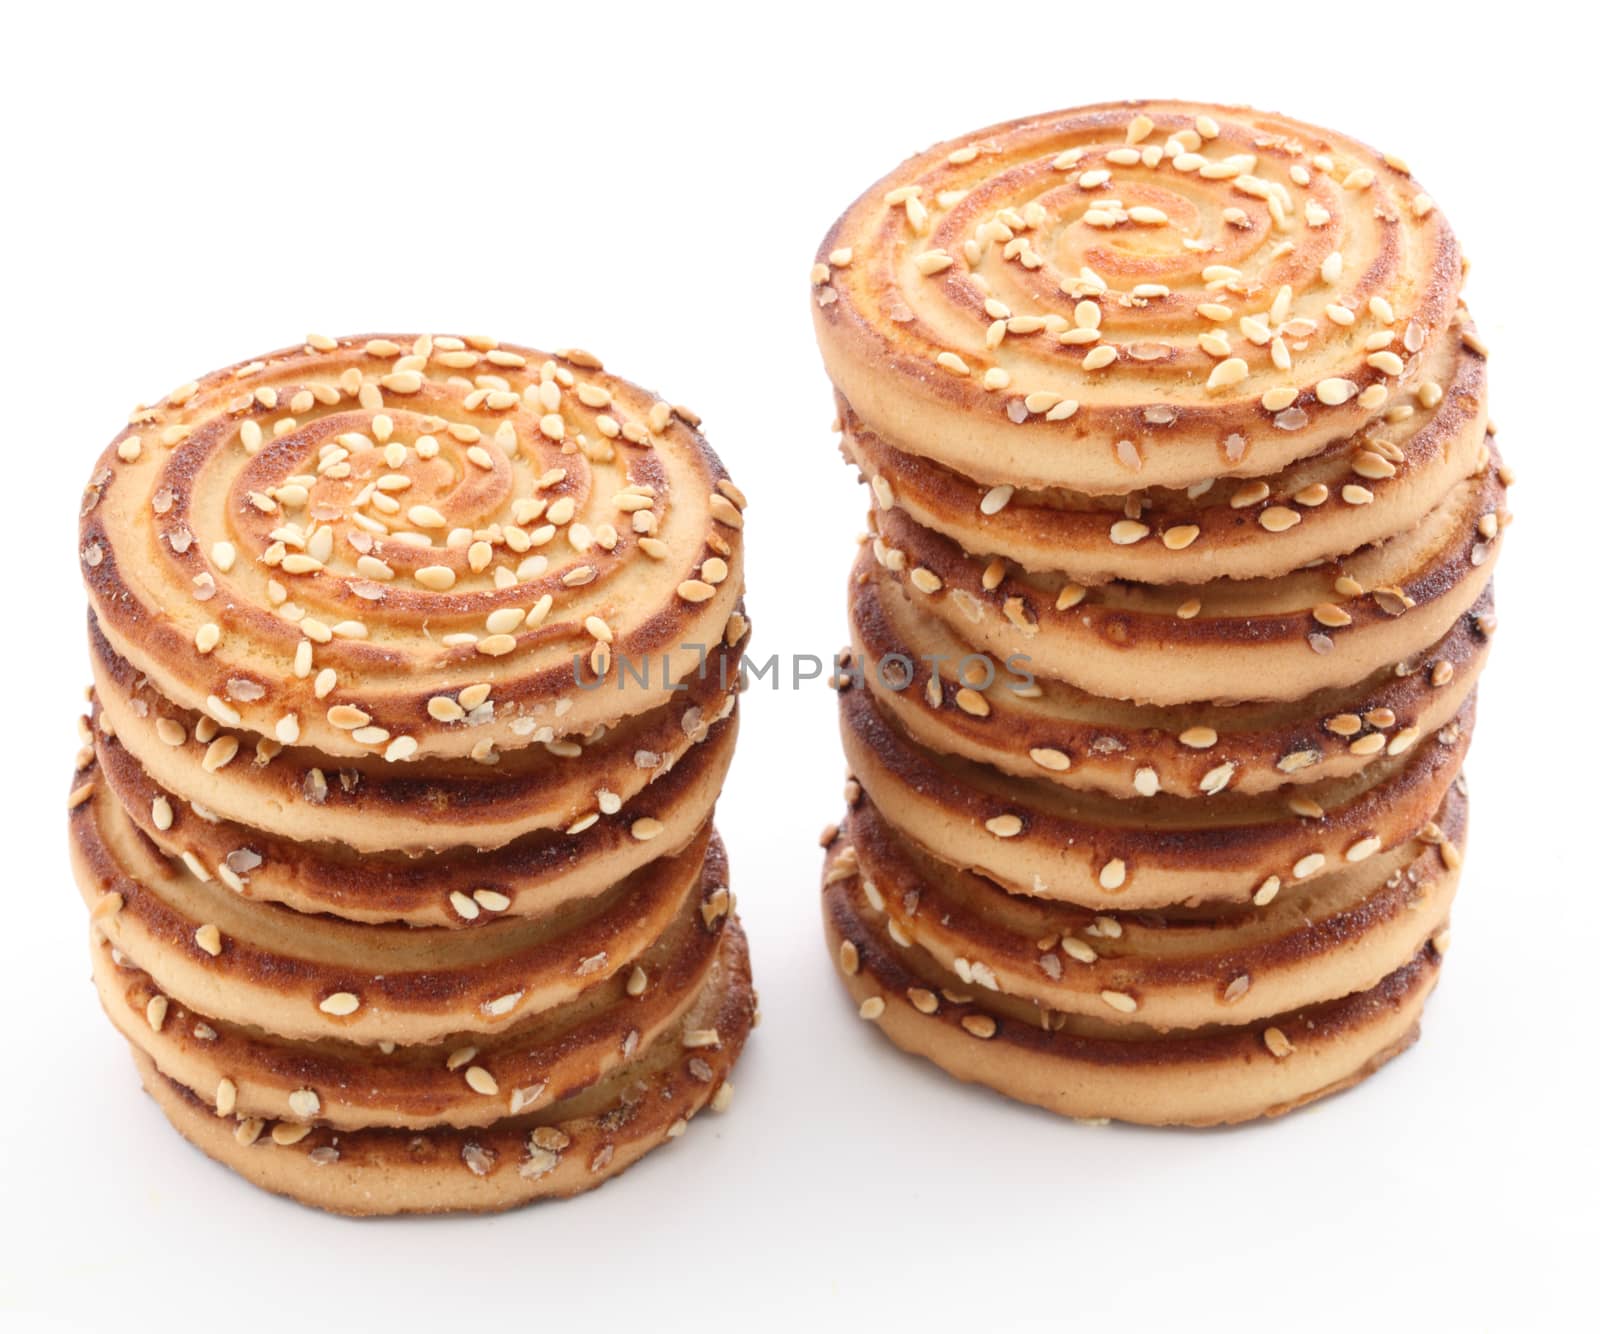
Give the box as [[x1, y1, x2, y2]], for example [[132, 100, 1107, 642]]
[[71, 334, 755, 1212], [810, 101, 1507, 1124]]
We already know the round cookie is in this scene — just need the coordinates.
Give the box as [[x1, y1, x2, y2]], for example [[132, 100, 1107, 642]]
[[125, 919, 753, 1215], [93, 852, 735, 1131], [72, 754, 725, 1045], [80, 334, 748, 761], [839, 334, 1489, 584], [839, 680, 1472, 909], [90, 612, 745, 854], [812, 100, 1470, 494], [868, 445, 1506, 706], [847, 544, 1492, 799], [822, 842, 1442, 1126], [838, 787, 1462, 1030], [92, 707, 735, 928]]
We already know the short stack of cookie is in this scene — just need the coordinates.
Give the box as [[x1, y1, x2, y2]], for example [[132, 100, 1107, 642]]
[[71, 333, 755, 1213], [810, 102, 1508, 1124]]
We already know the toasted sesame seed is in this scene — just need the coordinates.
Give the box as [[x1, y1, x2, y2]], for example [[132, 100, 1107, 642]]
[[319, 991, 360, 1016], [955, 687, 989, 717], [465, 1065, 499, 1096], [1293, 853, 1326, 879], [838, 940, 861, 976], [1346, 836, 1382, 862], [1098, 859, 1127, 890], [858, 996, 886, 1021], [1061, 937, 1097, 965], [961, 1013, 998, 1038], [980, 485, 1014, 516], [1207, 357, 1248, 391], [1100, 989, 1138, 1014], [1263, 1027, 1295, 1058]]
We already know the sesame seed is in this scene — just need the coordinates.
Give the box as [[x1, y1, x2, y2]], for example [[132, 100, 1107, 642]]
[[1263, 1027, 1295, 1058], [1207, 357, 1247, 391], [838, 940, 861, 976], [1029, 747, 1071, 772], [1098, 859, 1127, 890], [320, 992, 360, 1016], [1346, 836, 1382, 862], [1100, 990, 1138, 1014], [858, 996, 886, 1021], [980, 485, 1014, 516]]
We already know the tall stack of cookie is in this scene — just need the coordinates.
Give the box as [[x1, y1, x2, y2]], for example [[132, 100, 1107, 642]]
[[72, 334, 755, 1213], [810, 102, 1507, 1124]]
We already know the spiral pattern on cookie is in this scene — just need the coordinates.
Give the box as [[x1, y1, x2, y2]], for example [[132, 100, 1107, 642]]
[[80, 334, 747, 760], [813, 100, 1469, 494]]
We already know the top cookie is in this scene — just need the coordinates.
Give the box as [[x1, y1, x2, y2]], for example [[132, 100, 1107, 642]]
[[79, 334, 746, 761], [812, 100, 1466, 495]]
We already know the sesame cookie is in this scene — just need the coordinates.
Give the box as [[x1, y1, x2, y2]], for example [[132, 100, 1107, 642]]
[[80, 335, 747, 762], [92, 700, 736, 928], [89, 609, 745, 855], [839, 678, 1471, 910], [812, 101, 1467, 495], [837, 789, 1461, 1032], [73, 760, 722, 1047], [838, 335, 1488, 585], [126, 919, 753, 1216], [822, 839, 1441, 1126], [92, 838, 738, 1131], [866, 446, 1503, 707], [847, 544, 1491, 799]]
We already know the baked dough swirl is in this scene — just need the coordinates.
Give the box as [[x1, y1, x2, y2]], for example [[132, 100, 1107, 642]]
[[80, 334, 746, 761], [813, 100, 1467, 495]]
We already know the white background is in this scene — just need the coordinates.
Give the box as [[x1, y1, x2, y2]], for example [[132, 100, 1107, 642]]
[[2, 3, 1591, 1330]]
